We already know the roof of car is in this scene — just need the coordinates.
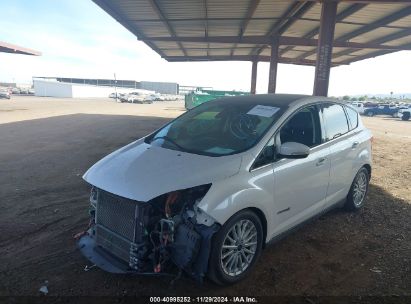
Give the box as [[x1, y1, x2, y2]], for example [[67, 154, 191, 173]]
[[211, 93, 335, 108]]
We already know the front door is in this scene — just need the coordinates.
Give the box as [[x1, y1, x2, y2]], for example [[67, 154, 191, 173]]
[[271, 105, 330, 236]]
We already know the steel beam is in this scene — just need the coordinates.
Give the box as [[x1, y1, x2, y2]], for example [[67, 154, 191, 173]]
[[304, 0, 411, 3], [147, 0, 187, 56], [298, 5, 411, 60], [250, 61, 258, 94], [141, 35, 411, 51], [268, 38, 280, 93], [253, 2, 315, 56], [231, 0, 261, 56], [204, 0, 209, 56], [313, 1, 338, 97], [338, 29, 411, 64], [92, 0, 167, 58], [164, 55, 328, 66], [281, 3, 366, 57]]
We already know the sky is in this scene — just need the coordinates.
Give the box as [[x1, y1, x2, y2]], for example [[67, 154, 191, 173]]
[[1, 0, 410, 96]]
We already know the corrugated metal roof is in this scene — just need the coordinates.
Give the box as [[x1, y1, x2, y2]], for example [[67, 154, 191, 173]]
[[92, 0, 411, 66], [0, 41, 41, 56]]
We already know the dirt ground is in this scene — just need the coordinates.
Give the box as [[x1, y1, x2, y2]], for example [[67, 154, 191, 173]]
[[0, 96, 410, 299]]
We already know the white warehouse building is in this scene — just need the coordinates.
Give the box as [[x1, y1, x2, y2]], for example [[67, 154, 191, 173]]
[[33, 77, 179, 98], [33, 78, 135, 98]]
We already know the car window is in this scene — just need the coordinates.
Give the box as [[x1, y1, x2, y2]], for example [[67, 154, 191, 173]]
[[251, 137, 275, 170], [322, 104, 349, 140], [279, 105, 322, 148], [146, 100, 285, 156], [345, 106, 358, 130]]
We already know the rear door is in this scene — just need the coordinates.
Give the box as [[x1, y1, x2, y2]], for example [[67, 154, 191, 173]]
[[320, 103, 357, 209]]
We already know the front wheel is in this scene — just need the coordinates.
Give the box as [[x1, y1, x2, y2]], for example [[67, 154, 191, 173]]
[[208, 210, 263, 285], [366, 111, 374, 117], [402, 112, 410, 121], [345, 167, 370, 211]]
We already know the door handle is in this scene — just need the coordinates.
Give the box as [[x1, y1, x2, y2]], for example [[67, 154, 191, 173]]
[[352, 141, 359, 149], [316, 157, 327, 166]]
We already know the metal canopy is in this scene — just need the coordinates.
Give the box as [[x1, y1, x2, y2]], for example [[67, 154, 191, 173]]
[[0, 41, 41, 56], [93, 0, 411, 66]]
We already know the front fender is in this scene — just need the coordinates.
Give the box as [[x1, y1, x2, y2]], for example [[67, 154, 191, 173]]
[[197, 167, 275, 243]]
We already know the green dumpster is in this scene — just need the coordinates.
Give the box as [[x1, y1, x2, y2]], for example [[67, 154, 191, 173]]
[[184, 89, 249, 109]]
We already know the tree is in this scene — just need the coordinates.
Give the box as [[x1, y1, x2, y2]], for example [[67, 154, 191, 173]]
[[342, 95, 350, 101]]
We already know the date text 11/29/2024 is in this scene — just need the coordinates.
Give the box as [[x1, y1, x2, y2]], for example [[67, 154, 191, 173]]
[[149, 297, 258, 303]]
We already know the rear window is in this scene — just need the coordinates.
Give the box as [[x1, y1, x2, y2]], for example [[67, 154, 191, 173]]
[[322, 104, 349, 141], [345, 106, 358, 130]]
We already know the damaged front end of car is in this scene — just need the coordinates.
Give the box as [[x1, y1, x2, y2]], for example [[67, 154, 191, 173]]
[[77, 184, 219, 282]]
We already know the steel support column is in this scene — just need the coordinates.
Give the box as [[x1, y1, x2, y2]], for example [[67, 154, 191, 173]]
[[268, 38, 279, 93], [313, 1, 338, 96], [250, 61, 258, 94]]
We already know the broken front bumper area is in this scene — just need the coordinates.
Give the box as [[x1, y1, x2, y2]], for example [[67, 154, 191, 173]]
[[78, 185, 220, 281], [77, 219, 219, 281], [78, 228, 131, 274]]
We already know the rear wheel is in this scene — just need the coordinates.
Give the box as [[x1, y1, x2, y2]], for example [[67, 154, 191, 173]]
[[345, 167, 370, 211], [208, 210, 263, 285], [366, 111, 374, 117]]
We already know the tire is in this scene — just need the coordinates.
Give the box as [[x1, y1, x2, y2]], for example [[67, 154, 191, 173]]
[[344, 167, 370, 211], [366, 111, 374, 117], [402, 112, 410, 121], [208, 210, 263, 285]]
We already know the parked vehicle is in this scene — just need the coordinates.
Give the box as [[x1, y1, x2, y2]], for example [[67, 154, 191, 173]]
[[109, 92, 118, 98], [398, 106, 411, 121], [117, 93, 128, 102], [124, 92, 153, 104], [126, 92, 145, 103], [349, 102, 366, 114], [11, 87, 20, 94], [78, 94, 372, 285], [0, 89, 11, 99], [19, 88, 29, 94], [363, 104, 399, 117]]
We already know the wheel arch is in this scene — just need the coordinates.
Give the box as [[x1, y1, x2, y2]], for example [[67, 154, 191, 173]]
[[246, 207, 267, 249], [362, 164, 372, 179]]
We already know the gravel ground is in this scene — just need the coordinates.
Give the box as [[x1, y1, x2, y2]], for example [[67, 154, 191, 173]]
[[0, 96, 410, 299]]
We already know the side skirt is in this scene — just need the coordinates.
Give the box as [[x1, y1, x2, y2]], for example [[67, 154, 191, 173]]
[[265, 198, 346, 247]]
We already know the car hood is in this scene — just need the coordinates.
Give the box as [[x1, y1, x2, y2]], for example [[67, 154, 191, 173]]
[[83, 140, 242, 202]]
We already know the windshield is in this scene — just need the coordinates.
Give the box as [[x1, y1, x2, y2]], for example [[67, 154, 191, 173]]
[[145, 99, 285, 156]]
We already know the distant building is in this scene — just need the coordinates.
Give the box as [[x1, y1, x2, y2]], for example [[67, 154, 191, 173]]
[[32, 77, 179, 97], [33, 78, 128, 98]]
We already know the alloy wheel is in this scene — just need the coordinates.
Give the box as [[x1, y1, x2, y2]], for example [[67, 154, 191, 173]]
[[353, 171, 367, 207], [220, 219, 257, 277]]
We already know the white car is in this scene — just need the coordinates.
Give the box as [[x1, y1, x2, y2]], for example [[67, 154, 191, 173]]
[[78, 94, 372, 285], [0, 89, 11, 99], [350, 102, 366, 114], [126, 92, 151, 104]]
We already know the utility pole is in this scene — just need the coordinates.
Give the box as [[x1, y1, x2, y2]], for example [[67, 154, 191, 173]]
[[114, 73, 118, 102]]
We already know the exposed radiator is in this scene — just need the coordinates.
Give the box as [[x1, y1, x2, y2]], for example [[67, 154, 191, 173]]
[[95, 189, 137, 263]]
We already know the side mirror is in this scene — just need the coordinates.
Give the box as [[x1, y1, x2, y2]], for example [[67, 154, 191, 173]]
[[278, 142, 310, 159]]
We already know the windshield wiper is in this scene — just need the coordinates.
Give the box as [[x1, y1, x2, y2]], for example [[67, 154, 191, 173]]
[[151, 136, 185, 150]]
